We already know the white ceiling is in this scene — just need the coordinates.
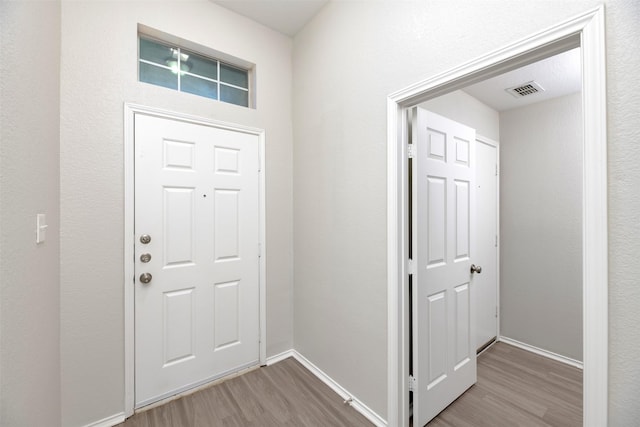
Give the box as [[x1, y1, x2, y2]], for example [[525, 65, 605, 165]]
[[464, 48, 581, 112], [212, 0, 329, 36]]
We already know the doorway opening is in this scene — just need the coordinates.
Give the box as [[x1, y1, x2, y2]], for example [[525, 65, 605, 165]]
[[387, 6, 607, 427]]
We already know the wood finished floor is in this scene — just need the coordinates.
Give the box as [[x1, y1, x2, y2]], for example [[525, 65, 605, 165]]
[[118, 342, 582, 427], [426, 342, 583, 427], [116, 357, 372, 427]]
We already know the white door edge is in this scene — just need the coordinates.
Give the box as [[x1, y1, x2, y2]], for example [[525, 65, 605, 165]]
[[476, 134, 500, 346], [123, 103, 267, 417], [387, 6, 607, 427]]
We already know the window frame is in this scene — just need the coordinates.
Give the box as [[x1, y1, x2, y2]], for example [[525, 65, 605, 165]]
[[137, 26, 255, 109]]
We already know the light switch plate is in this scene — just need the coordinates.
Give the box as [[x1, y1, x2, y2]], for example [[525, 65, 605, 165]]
[[36, 213, 48, 244]]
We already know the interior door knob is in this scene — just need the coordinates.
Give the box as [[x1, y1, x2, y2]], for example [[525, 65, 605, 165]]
[[470, 264, 482, 274], [139, 273, 152, 284]]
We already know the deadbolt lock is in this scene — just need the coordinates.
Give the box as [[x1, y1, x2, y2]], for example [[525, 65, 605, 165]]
[[140, 253, 152, 263], [140, 234, 151, 244]]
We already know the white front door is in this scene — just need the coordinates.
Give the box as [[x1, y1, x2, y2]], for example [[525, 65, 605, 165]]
[[134, 114, 260, 407], [475, 138, 498, 350], [412, 108, 477, 426]]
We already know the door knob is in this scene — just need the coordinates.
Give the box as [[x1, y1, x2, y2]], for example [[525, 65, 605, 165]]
[[140, 253, 152, 263], [140, 234, 151, 244], [470, 264, 482, 274], [139, 273, 152, 284]]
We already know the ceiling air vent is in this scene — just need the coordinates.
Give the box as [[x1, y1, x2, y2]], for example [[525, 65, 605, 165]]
[[505, 81, 545, 98]]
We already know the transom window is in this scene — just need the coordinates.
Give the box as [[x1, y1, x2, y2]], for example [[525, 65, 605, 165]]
[[138, 36, 250, 108]]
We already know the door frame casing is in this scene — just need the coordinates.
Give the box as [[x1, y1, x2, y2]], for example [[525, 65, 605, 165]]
[[123, 103, 267, 416], [387, 6, 607, 427], [475, 134, 500, 350]]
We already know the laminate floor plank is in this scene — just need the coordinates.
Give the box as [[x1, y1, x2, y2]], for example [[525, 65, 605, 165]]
[[119, 342, 581, 427], [117, 358, 372, 427], [426, 342, 583, 427]]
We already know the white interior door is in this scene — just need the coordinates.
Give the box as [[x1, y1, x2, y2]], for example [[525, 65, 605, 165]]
[[475, 138, 498, 350], [134, 114, 260, 407], [412, 108, 477, 426]]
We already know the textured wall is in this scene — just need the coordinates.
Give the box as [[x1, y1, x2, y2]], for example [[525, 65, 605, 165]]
[[500, 93, 583, 361], [60, 1, 293, 425], [293, 0, 640, 422], [605, 0, 640, 422], [0, 1, 61, 426]]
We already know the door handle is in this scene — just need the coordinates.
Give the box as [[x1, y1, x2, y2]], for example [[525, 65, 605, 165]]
[[470, 264, 482, 274], [139, 273, 152, 284]]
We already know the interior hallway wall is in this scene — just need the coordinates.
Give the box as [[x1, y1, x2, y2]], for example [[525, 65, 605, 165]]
[[60, 1, 293, 425], [293, 0, 640, 423], [0, 1, 62, 426], [420, 90, 500, 141], [500, 92, 583, 361]]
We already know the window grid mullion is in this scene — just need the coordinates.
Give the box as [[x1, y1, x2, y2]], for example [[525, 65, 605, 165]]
[[139, 36, 249, 107]]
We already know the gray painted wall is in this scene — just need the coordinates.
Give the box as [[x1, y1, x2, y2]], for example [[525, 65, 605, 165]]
[[420, 90, 500, 141], [293, 0, 640, 423], [500, 93, 583, 361], [0, 1, 62, 426], [59, 2, 293, 425]]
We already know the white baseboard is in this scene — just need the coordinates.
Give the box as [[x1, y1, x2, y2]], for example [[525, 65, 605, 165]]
[[290, 351, 387, 427], [83, 412, 125, 427], [267, 348, 387, 426], [498, 336, 584, 369], [266, 349, 296, 365]]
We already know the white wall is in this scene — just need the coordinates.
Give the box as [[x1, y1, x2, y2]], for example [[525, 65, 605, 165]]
[[420, 90, 500, 141], [0, 1, 61, 426], [293, 0, 640, 423], [59, 1, 293, 425], [500, 93, 583, 361]]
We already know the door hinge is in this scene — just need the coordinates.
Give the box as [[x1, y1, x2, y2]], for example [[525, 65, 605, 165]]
[[407, 258, 415, 275], [495, 306, 499, 318], [495, 164, 498, 176], [258, 242, 262, 258], [495, 235, 498, 247], [409, 374, 417, 392], [407, 144, 415, 159]]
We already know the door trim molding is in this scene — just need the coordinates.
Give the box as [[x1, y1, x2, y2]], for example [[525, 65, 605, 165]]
[[386, 6, 607, 426], [123, 103, 267, 417], [476, 134, 500, 348]]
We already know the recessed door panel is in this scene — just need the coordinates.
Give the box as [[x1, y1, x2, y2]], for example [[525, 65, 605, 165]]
[[214, 147, 240, 174], [214, 190, 240, 262], [427, 177, 446, 267], [427, 291, 447, 389], [455, 180, 470, 261], [428, 129, 446, 162], [454, 283, 471, 369], [214, 280, 240, 350], [163, 139, 195, 170], [163, 187, 195, 266], [163, 288, 195, 366]]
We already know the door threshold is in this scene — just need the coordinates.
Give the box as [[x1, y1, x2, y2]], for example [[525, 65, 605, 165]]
[[134, 362, 261, 413], [477, 338, 497, 356]]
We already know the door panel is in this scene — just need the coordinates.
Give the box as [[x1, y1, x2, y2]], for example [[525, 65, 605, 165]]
[[134, 114, 260, 408], [412, 109, 477, 426]]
